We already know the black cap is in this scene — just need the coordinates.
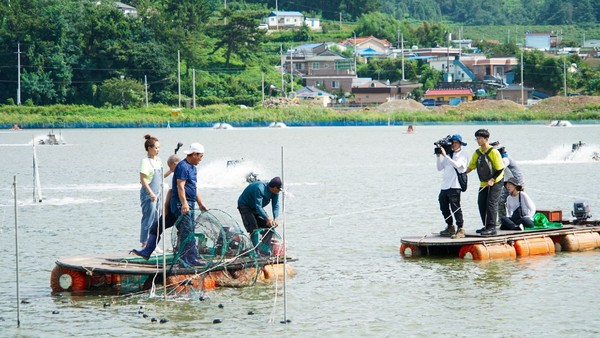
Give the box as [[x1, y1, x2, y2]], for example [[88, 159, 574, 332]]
[[268, 176, 282, 189]]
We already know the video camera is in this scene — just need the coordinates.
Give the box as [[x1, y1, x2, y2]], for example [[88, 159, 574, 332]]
[[434, 135, 454, 156]]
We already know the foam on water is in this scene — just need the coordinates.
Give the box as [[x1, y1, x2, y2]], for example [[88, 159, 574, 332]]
[[199, 158, 265, 188]]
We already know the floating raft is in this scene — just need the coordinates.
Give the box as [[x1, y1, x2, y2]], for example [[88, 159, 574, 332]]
[[400, 222, 600, 260], [51, 252, 295, 294]]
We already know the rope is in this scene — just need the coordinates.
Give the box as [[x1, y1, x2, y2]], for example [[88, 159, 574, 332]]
[[294, 198, 430, 226], [528, 187, 600, 204]]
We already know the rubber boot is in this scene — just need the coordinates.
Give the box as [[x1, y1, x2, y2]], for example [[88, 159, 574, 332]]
[[131, 234, 157, 260]]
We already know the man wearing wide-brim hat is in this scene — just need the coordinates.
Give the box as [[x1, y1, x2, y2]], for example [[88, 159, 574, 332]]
[[436, 134, 469, 239]]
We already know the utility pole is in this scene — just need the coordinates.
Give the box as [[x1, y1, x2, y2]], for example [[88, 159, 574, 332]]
[[261, 73, 265, 104], [563, 58, 567, 97], [520, 50, 524, 105], [289, 49, 294, 94], [177, 50, 181, 107], [280, 45, 284, 97], [459, 26, 463, 59], [446, 32, 451, 82], [192, 68, 196, 109], [144, 75, 148, 107], [401, 34, 405, 81], [224, 0, 227, 25], [353, 31, 357, 74], [16, 43, 22, 105]]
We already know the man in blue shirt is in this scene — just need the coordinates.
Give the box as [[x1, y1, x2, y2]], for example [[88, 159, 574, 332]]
[[172, 142, 208, 267], [237, 177, 282, 256]]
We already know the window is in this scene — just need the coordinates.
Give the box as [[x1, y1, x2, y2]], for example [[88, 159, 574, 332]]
[[312, 62, 320, 70], [332, 81, 339, 89]]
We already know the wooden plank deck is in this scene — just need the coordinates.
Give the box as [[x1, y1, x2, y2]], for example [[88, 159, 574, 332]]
[[400, 225, 599, 247], [56, 251, 293, 276]]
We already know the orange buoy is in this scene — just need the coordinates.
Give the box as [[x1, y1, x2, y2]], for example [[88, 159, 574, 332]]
[[166, 275, 192, 293], [50, 265, 89, 292], [202, 274, 217, 290], [459, 244, 516, 260], [399, 243, 422, 257], [514, 237, 555, 257], [560, 232, 600, 252], [262, 264, 295, 280]]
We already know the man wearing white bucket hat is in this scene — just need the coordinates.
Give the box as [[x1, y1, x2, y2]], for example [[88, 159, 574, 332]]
[[171, 142, 208, 267]]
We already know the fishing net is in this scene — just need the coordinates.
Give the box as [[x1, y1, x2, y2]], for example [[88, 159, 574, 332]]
[[170, 209, 260, 268]]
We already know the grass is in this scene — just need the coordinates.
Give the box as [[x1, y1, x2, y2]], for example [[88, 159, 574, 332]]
[[1, 103, 599, 127]]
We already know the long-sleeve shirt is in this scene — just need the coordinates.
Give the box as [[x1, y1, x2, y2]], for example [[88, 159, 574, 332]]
[[506, 191, 536, 219], [237, 181, 280, 219], [436, 148, 469, 190], [502, 154, 524, 183], [468, 146, 505, 187]]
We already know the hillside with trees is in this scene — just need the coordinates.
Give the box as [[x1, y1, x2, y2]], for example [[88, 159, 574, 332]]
[[255, 0, 600, 25], [0, 0, 598, 108]]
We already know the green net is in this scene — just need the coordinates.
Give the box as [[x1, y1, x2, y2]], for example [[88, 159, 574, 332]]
[[168, 209, 260, 273], [532, 213, 563, 229]]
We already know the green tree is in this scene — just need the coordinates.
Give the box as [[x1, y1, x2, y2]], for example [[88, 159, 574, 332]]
[[211, 13, 266, 67], [355, 12, 403, 43], [99, 77, 145, 108], [413, 22, 447, 48], [340, 0, 381, 20], [419, 63, 442, 90]]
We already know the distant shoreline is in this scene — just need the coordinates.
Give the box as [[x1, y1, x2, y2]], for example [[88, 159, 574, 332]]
[[3, 120, 600, 129]]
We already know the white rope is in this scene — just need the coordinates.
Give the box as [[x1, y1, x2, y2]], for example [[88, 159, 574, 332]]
[[527, 187, 600, 204], [292, 198, 431, 226]]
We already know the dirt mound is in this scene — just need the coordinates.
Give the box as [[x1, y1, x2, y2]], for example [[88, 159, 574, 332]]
[[261, 97, 299, 108], [529, 96, 600, 113], [376, 99, 428, 113], [436, 99, 526, 114]]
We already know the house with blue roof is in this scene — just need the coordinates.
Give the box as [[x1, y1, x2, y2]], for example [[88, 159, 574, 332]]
[[267, 11, 304, 29]]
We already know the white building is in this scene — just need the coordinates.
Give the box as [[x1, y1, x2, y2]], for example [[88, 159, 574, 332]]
[[267, 11, 304, 30]]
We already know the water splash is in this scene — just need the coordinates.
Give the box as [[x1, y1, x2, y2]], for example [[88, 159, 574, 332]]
[[28, 132, 66, 145], [199, 158, 265, 188], [524, 143, 600, 164]]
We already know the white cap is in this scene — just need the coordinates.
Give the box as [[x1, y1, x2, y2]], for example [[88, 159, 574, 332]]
[[183, 142, 205, 155]]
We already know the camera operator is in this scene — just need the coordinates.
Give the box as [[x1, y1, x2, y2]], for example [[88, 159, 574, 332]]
[[436, 134, 469, 238]]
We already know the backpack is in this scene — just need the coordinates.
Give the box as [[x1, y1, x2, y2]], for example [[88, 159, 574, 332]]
[[476, 148, 495, 181]]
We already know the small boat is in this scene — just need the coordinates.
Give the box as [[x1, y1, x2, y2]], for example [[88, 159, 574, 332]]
[[571, 141, 600, 161], [549, 120, 572, 127], [400, 204, 600, 260], [226, 158, 260, 183], [36, 129, 65, 145], [269, 122, 287, 128], [50, 210, 294, 294], [213, 123, 234, 130]]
